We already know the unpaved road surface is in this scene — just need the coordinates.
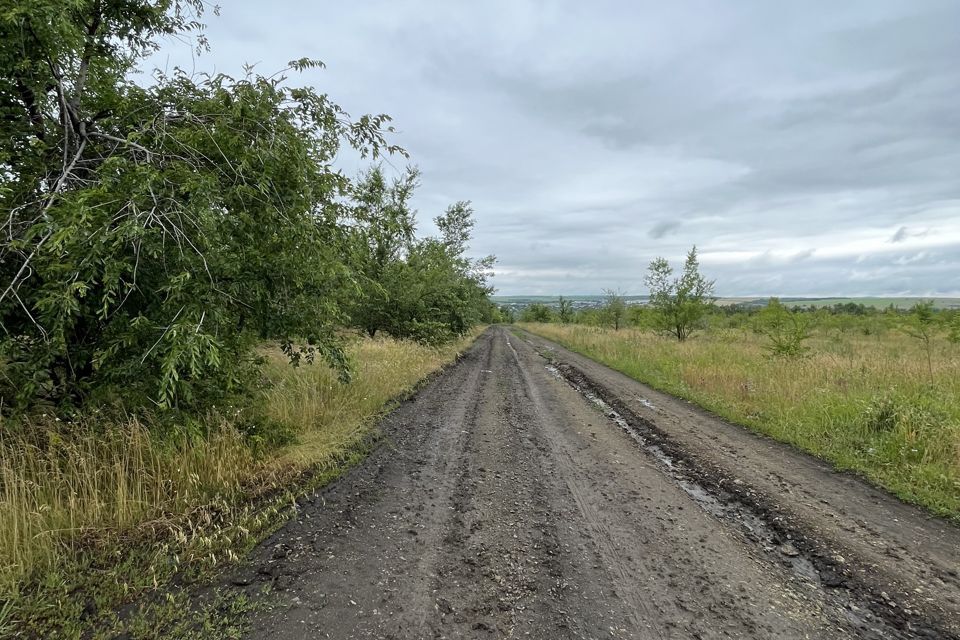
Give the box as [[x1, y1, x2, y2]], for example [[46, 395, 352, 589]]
[[231, 327, 960, 639]]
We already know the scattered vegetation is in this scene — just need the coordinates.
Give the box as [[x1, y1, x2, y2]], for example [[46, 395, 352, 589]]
[[520, 303, 554, 323], [521, 313, 960, 520], [509, 251, 960, 519]]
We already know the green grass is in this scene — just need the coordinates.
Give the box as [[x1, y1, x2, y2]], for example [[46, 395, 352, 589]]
[[521, 323, 960, 520], [0, 331, 482, 638]]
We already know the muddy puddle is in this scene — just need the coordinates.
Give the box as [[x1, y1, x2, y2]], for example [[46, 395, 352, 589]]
[[543, 361, 936, 640]]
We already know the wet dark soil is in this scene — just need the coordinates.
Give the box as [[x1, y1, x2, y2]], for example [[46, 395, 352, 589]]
[[229, 327, 960, 639]]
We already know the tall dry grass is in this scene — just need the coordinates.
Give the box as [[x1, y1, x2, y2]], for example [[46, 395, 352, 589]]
[[261, 336, 477, 467], [0, 330, 480, 625], [0, 421, 254, 597], [522, 323, 960, 519]]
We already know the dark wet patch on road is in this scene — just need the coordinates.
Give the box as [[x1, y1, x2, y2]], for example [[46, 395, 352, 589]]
[[541, 357, 950, 640]]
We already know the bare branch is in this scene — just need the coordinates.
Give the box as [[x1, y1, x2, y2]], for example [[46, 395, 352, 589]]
[[0, 138, 87, 308], [88, 132, 154, 161]]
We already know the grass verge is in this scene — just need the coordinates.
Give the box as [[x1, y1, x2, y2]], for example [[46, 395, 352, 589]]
[[520, 323, 960, 520], [0, 330, 482, 638]]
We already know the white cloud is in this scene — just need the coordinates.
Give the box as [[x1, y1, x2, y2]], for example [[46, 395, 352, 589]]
[[148, 0, 960, 297]]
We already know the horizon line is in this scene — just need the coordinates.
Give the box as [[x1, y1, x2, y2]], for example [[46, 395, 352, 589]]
[[490, 293, 960, 299]]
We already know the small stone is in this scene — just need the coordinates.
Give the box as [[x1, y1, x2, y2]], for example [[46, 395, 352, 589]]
[[820, 570, 845, 588]]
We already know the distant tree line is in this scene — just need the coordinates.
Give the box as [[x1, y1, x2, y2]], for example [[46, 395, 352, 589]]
[[514, 246, 960, 359], [519, 247, 715, 341]]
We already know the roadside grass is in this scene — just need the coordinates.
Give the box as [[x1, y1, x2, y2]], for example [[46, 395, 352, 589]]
[[0, 330, 482, 638], [520, 323, 960, 520]]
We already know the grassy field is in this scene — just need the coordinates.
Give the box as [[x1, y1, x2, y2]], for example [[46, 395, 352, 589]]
[[0, 331, 481, 637], [521, 323, 960, 520]]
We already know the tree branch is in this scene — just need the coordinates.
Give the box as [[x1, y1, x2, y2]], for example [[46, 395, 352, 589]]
[[0, 138, 87, 309]]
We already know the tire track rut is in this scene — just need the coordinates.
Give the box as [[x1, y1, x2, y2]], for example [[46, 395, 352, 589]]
[[230, 327, 958, 639]]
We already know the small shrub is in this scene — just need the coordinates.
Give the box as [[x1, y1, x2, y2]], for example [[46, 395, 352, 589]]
[[948, 312, 960, 345], [902, 301, 937, 382], [757, 298, 811, 358]]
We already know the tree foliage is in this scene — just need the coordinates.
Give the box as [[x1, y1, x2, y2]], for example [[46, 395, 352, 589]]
[[949, 312, 960, 345], [644, 246, 715, 341], [903, 301, 937, 383], [757, 298, 810, 358], [346, 166, 419, 339], [557, 296, 573, 323], [345, 169, 494, 345], [602, 289, 626, 330], [0, 2, 491, 413], [520, 303, 554, 323]]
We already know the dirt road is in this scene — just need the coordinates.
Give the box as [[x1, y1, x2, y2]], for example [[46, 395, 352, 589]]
[[232, 327, 960, 639]]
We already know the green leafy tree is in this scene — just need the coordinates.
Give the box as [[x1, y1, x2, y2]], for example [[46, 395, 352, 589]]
[[644, 246, 715, 341], [948, 312, 960, 345], [602, 289, 626, 330], [0, 2, 401, 410], [574, 308, 604, 326], [521, 303, 554, 323], [480, 301, 504, 324], [346, 166, 419, 338], [557, 296, 574, 323], [626, 304, 656, 330], [347, 196, 494, 345], [757, 298, 811, 358], [903, 301, 937, 383]]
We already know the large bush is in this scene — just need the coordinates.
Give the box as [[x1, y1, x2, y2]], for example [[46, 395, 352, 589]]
[[0, 2, 414, 411]]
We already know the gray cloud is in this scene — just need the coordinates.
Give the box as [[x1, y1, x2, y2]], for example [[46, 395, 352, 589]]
[[649, 221, 682, 239], [889, 226, 932, 245], [148, 0, 960, 297]]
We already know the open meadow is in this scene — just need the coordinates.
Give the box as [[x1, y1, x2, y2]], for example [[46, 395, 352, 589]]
[[520, 321, 960, 520]]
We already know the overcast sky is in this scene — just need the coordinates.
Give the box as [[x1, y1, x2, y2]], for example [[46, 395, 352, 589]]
[[151, 1, 960, 296]]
